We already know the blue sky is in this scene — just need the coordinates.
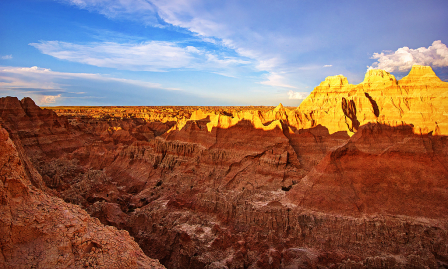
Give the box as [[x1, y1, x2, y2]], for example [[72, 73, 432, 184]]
[[1, 0, 448, 106]]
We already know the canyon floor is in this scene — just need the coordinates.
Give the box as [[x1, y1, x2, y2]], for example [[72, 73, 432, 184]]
[[1, 65, 448, 269]]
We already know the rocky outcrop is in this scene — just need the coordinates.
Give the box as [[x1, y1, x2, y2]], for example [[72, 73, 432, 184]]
[[296, 65, 448, 135], [0, 96, 84, 160], [287, 123, 448, 218], [1, 65, 447, 269], [0, 123, 164, 268], [156, 66, 448, 139]]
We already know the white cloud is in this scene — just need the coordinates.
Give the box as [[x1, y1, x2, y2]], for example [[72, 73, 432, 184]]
[[40, 94, 62, 104], [1, 55, 13, 60], [259, 73, 297, 89], [368, 40, 448, 72], [148, 1, 321, 76], [323, 64, 332, 67], [0, 66, 61, 90], [211, 72, 237, 78], [288, 90, 309, 100], [186, 46, 201, 54], [30, 41, 192, 71], [0, 65, 185, 105], [0, 65, 178, 91], [256, 57, 285, 72], [29, 40, 249, 72], [55, 0, 308, 87]]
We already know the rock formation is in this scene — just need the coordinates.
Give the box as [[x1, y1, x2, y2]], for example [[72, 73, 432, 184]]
[[0, 65, 447, 268], [157, 65, 448, 138], [295, 65, 448, 135], [0, 122, 164, 268]]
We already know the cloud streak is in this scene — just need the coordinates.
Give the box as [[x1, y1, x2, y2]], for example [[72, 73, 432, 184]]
[[368, 40, 448, 72], [55, 0, 304, 88], [53, 0, 448, 93], [62, 0, 158, 24], [30, 40, 250, 72], [0, 65, 184, 105], [1, 55, 13, 60], [0, 66, 176, 90]]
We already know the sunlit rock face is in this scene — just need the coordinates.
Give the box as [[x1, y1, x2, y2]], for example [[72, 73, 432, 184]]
[[167, 65, 447, 137], [0, 65, 447, 269], [295, 65, 448, 135]]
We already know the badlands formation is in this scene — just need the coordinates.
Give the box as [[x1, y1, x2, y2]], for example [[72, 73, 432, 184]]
[[1, 65, 448, 268]]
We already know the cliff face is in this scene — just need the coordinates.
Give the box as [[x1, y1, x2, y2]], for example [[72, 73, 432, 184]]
[[0, 96, 85, 162], [157, 65, 447, 138], [288, 123, 448, 218], [296, 65, 448, 135], [0, 123, 164, 268], [0, 65, 447, 269]]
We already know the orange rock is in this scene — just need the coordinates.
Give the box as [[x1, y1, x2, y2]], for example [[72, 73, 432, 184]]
[[1, 65, 448, 269], [0, 124, 165, 269]]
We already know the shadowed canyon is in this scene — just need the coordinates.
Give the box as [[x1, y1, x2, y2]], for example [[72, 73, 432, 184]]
[[1, 65, 448, 268]]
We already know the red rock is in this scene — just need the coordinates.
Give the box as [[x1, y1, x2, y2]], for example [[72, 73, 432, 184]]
[[287, 123, 448, 218], [0, 66, 447, 269], [0, 123, 164, 268]]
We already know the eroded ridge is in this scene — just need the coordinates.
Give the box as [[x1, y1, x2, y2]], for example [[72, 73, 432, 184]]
[[0, 122, 164, 268], [1, 65, 447, 268]]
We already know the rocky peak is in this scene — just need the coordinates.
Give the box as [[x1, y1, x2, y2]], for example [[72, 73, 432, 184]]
[[20, 97, 43, 116], [399, 65, 442, 84], [294, 66, 448, 135], [21, 97, 39, 109], [0, 96, 26, 118], [274, 103, 285, 111], [0, 96, 22, 109], [362, 69, 397, 84], [319, 75, 349, 87], [407, 65, 438, 77]]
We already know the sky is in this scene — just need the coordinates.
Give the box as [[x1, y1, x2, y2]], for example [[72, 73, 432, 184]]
[[1, 0, 448, 106]]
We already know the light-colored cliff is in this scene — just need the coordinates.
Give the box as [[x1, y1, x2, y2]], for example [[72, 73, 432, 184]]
[[295, 65, 448, 135], [168, 65, 447, 136]]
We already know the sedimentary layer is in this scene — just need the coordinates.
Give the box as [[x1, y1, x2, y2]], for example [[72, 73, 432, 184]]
[[0, 123, 164, 268], [165, 65, 448, 137], [1, 65, 447, 268]]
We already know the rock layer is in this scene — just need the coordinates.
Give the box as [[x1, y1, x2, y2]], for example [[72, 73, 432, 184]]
[[296, 65, 448, 135], [153, 65, 448, 139], [0, 123, 164, 267], [0, 65, 447, 269]]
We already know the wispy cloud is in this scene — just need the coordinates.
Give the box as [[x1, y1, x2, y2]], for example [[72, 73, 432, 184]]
[[0, 65, 182, 105], [30, 41, 191, 71], [147, 1, 323, 87], [368, 40, 448, 72], [1, 55, 13, 60], [259, 73, 297, 89], [61, 0, 158, 25], [288, 90, 309, 100], [55, 0, 301, 88], [30, 40, 250, 72], [82, 26, 148, 43], [54, 0, 448, 91], [0, 66, 177, 90], [323, 64, 332, 67]]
